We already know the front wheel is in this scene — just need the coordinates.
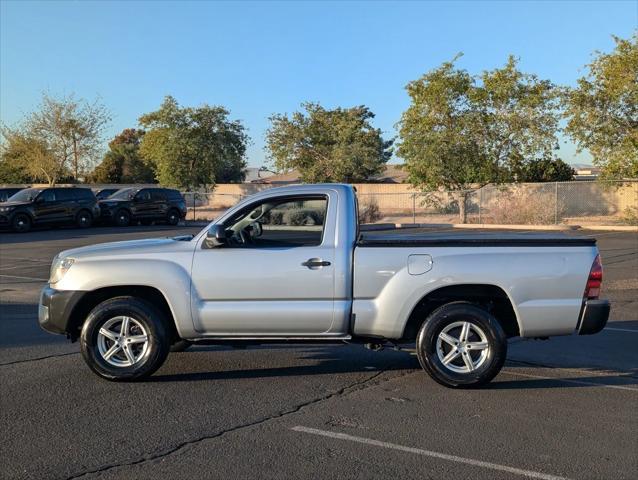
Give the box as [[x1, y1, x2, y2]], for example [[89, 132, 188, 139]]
[[11, 213, 31, 233], [80, 296, 170, 381], [416, 302, 507, 388]]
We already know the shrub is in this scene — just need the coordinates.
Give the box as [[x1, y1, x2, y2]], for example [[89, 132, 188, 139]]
[[283, 208, 325, 226], [622, 206, 638, 225], [358, 198, 382, 223], [484, 187, 561, 225], [262, 210, 284, 225]]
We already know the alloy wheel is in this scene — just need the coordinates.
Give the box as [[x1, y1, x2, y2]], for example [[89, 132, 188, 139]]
[[436, 321, 490, 373], [97, 316, 149, 367]]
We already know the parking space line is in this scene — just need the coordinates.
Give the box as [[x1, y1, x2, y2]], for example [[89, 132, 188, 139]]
[[291, 426, 570, 480], [604, 327, 638, 333], [0, 274, 48, 281], [500, 370, 638, 391]]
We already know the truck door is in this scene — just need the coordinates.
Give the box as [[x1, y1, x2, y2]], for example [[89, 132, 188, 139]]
[[190, 194, 338, 336]]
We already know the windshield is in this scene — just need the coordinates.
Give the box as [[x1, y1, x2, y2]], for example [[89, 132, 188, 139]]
[[7, 188, 42, 202], [107, 188, 137, 200], [97, 189, 118, 200]]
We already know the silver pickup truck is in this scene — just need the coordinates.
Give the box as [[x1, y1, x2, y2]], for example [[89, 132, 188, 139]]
[[39, 184, 610, 387]]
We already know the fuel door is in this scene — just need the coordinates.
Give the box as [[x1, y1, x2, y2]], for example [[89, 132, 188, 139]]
[[407, 254, 433, 275]]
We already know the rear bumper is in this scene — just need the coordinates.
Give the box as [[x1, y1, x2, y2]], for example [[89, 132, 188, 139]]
[[578, 299, 610, 335], [38, 285, 85, 337]]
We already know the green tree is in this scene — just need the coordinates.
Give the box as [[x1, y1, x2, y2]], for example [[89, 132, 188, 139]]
[[0, 156, 29, 184], [265, 102, 393, 183], [473, 56, 560, 180], [0, 128, 60, 185], [398, 56, 560, 222], [517, 158, 575, 182], [1, 131, 33, 183], [138, 96, 248, 189], [91, 129, 155, 183], [564, 33, 638, 179]]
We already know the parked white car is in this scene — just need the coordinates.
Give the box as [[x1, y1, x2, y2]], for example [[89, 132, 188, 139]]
[[39, 184, 610, 387]]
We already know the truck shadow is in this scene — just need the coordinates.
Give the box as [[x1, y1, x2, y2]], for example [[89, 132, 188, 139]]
[[152, 345, 638, 390], [153, 346, 418, 383]]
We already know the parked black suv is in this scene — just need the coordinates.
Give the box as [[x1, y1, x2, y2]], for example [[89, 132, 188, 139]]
[[94, 188, 120, 200], [0, 187, 24, 202], [98, 187, 187, 226], [0, 187, 100, 232]]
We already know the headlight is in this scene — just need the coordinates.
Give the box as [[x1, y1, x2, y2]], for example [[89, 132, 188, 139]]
[[50, 257, 75, 283], [0, 206, 14, 213]]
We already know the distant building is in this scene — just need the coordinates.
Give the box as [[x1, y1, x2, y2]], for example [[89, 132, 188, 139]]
[[243, 167, 276, 183], [252, 164, 409, 184], [573, 165, 602, 181]]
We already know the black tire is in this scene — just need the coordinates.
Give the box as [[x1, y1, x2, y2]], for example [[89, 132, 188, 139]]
[[166, 208, 180, 226], [80, 296, 170, 381], [11, 213, 31, 233], [170, 339, 192, 352], [114, 209, 131, 227], [416, 301, 507, 388], [75, 209, 93, 228]]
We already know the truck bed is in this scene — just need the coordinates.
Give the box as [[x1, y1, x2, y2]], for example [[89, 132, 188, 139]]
[[357, 230, 596, 247]]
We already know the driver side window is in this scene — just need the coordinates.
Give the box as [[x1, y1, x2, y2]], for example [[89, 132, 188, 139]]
[[226, 196, 328, 248]]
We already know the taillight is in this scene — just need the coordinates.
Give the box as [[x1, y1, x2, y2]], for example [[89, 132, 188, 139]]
[[584, 254, 603, 299]]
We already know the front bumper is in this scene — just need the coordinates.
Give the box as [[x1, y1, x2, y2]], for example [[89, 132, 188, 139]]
[[99, 206, 115, 219], [578, 299, 610, 335], [39, 285, 85, 337]]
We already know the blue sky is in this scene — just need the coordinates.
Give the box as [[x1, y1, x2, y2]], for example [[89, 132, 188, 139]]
[[1, 0, 636, 168]]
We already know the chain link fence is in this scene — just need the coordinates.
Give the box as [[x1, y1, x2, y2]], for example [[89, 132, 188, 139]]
[[183, 181, 638, 226], [182, 192, 244, 222]]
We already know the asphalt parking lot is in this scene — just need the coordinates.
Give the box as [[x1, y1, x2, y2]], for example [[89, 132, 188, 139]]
[[1, 225, 637, 480]]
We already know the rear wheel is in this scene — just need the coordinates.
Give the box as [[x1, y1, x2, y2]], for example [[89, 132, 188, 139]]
[[114, 209, 131, 227], [416, 302, 507, 388], [80, 296, 170, 381], [75, 209, 93, 228], [11, 213, 31, 233], [166, 208, 180, 226]]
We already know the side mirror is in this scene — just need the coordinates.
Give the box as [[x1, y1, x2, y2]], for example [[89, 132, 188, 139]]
[[35, 196, 45, 204], [205, 224, 228, 248]]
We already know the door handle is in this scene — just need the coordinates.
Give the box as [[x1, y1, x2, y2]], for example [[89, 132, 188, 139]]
[[302, 258, 331, 268]]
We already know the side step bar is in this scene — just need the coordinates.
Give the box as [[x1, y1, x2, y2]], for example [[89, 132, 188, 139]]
[[186, 335, 352, 345]]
